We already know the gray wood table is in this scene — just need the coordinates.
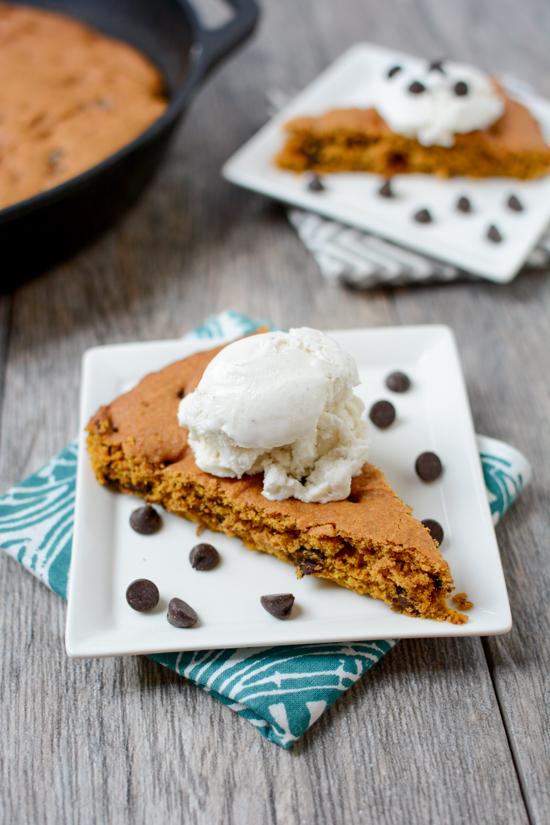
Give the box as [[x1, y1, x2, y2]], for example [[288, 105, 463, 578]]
[[1, 1, 549, 823]]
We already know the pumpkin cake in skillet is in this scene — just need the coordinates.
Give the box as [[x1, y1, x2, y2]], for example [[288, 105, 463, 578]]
[[87, 330, 466, 625], [0, 3, 168, 209]]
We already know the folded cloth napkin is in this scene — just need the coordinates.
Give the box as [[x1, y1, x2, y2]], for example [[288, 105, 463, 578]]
[[0, 311, 532, 749], [288, 210, 550, 289]]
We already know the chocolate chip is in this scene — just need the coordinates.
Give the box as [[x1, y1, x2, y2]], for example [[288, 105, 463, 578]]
[[507, 194, 524, 212], [299, 561, 322, 576], [454, 80, 469, 96], [385, 370, 411, 393], [129, 505, 162, 535], [408, 81, 426, 94], [296, 545, 324, 561], [422, 519, 445, 546], [413, 208, 433, 224], [189, 542, 220, 571], [387, 64, 402, 79], [295, 545, 324, 575], [126, 579, 159, 612], [307, 174, 326, 193], [167, 597, 198, 628], [456, 195, 472, 213], [369, 400, 396, 429], [487, 224, 503, 243], [393, 593, 415, 611], [260, 593, 295, 619], [428, 59, 446, 73], [378, 178, 395, 198], [415, 451, 443, 481]]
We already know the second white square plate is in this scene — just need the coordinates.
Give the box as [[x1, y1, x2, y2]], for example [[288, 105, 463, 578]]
[[66, 326, 510, 657], [223, 43, 550, 282]]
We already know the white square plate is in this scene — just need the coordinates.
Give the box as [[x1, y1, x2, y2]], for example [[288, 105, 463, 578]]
[[223, 43, 550, 282], [66, 327, 511, 657]]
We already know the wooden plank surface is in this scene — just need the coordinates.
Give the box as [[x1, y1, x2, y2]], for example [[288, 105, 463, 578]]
[[1, 1, 549, 823]]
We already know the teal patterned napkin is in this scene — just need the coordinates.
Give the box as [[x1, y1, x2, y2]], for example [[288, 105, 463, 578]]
[[0, 311, 531, 749]]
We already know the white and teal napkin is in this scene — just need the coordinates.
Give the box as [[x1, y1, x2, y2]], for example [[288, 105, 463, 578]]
[[0, 311, 532, 749]]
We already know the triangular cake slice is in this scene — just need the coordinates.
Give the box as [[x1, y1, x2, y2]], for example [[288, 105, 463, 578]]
[[276, 93, 550, 179], [87, 340, 466, 624]]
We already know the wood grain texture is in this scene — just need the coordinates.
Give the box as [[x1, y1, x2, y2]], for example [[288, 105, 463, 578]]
[[1, 0, 549, 823]]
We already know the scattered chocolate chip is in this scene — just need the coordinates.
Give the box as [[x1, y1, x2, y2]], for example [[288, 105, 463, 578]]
[[413, 207, 433, 224], [189, 542, 220, 571], [507, 194, 524, 212], [456, 195, 472, 214], [387, 64, 402, 79], [422, 519, 445, 546], [260, 593, 295, 619], [408, 80, 426, 95], [126, 579, 159, 612], [129, 505, 162, 535], [385, 371, 411, 393], [369, 400, 396, 429], [307, 174, 326, 193], [167, 597, 198, 628], [428, 59, 446, 73], [454, 80, 469, 96], [415, 451, 443, 482], [486, 224, 503, 243], [378, 178, 395, 198]]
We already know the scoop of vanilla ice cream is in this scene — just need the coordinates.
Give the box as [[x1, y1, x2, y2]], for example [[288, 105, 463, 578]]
[[177, 328, 368, 503], [373, 60, 504, 147]]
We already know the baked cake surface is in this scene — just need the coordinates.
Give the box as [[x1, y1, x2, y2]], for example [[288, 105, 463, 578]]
[[276, 93, 550, 179], [0, 4, 167, 209], [86, 340, 466, 624]]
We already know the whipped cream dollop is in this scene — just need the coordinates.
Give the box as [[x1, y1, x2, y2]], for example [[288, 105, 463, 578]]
[[373, 59, 505, 147], [177, 328, 369, 503]]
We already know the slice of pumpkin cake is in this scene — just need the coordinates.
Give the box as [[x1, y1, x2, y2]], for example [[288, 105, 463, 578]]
[[87, 330, 466, 624], [276, 58, 550, 179]]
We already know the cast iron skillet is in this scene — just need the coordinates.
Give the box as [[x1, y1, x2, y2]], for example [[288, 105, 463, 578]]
[[1, 0, 259, 280]]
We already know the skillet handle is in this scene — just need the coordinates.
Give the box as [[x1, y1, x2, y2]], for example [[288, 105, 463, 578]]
[[192, 0, 259, 80]]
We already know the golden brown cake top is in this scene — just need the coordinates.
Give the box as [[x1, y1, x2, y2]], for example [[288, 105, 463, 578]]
[[0, 3, 167, 209], [88, 341, 445, 568]]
